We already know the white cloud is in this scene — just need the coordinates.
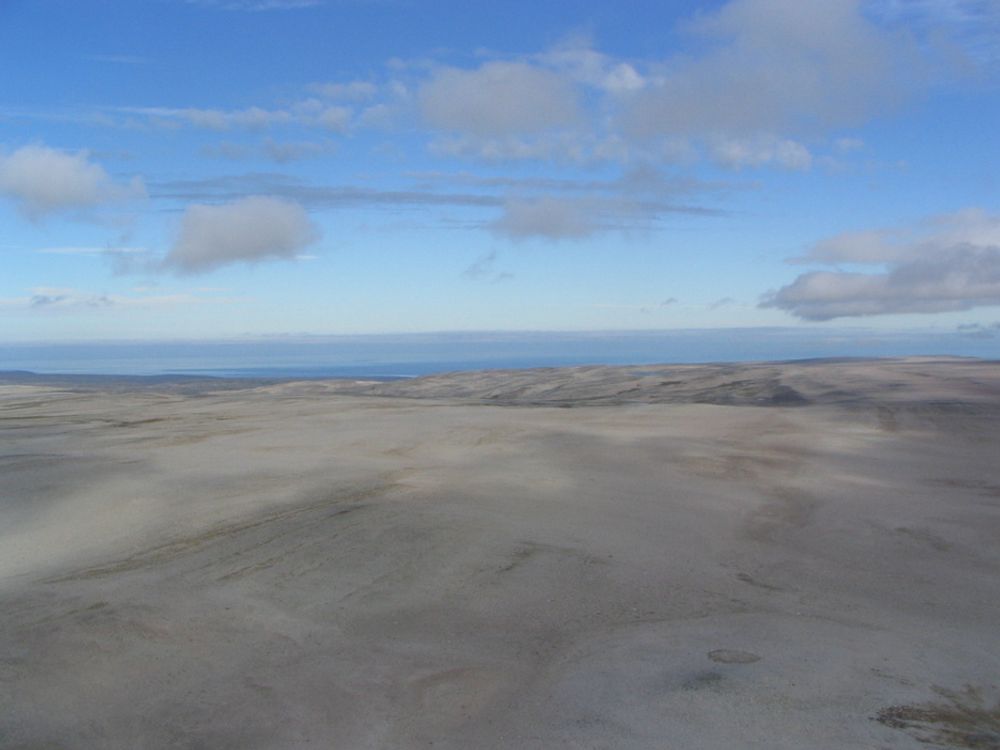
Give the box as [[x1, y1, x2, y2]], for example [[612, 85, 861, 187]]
[[490, 197, 599, 240], [538, 38, 646, 94], [261, 138, 333, 163], [483, 167, 724, 241], [801, 208, 1000, 265], [315, 105, 352, 132], [834, 137, 865, 153], [126, 105, 295, 131], [202, 138, 335, 163], [0, 145, 145, 220], [429, 133, 589, 163], [624, 0, 914, 139], [15, 0, 962, 180], [412, 3, 917, 168], [123, 100, 356, 133], [709, 135, 813, 170], [763, 208, 1000, 319], [163, 196, 320, 273], [419, 61, 580, 136], [99, 0, 937, 171], [868, 0, 1000, 67], [805, 228, 902, 264]]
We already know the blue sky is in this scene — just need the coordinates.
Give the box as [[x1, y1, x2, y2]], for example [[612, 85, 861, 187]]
[[1, 0, 999, 343]]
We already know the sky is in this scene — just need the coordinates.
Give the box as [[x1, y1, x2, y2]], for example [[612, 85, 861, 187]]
[[1, 0, 1000, 344]]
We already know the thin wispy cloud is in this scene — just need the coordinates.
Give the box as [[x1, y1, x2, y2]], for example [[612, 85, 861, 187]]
[[119, 105, 297, 131], [492, 195, 720, 241], [957, 321, 1000, 339], [201, 138, 337, 164], [150, 168, 722, 241], [409, 166, 735, 198], [150, 172, 504, 210], [35, 246, 147, 256], [868, 0, 1000, 65], [0, 287, 231, 312], [462, 250, 513, 283]]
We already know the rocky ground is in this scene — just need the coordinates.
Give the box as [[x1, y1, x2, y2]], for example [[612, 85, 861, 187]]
[[2, 358, 999, 749]]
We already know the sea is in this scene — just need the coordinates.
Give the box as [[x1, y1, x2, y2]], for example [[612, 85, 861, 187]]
[[1, 328, 997, 380]]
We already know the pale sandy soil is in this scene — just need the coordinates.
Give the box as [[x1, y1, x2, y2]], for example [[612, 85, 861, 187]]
[[1, 358, 999, 749]]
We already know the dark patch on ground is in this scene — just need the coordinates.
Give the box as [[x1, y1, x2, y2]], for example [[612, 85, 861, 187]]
[[43, 495, 376, 583], [875, 685, 1000, 748], [735, 572, 784, 591], [681, 670, 724, 690], [708, 649, 760, 664]]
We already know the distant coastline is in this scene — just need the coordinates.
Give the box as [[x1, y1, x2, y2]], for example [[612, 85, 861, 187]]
[[1, 328, 997, 379], [4, 356, 997, 407]]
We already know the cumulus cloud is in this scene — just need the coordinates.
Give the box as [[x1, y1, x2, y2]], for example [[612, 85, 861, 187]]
[[537, 37, 646, 94], [163, 196, 320, 273], [0, 145, 145, 219], [490, 197, 600, 240], [314, 105, 351, 132], [408, 2, 917, 168], [802, 207, 1000, 265], [95, 0, 941, 172], [763, 208, 1000, 319], [623, 0, 914, 140], [419, 61, 580, 137]]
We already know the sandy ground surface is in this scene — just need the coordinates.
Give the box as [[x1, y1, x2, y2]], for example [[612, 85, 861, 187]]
[[2, 357, 999, 749]]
